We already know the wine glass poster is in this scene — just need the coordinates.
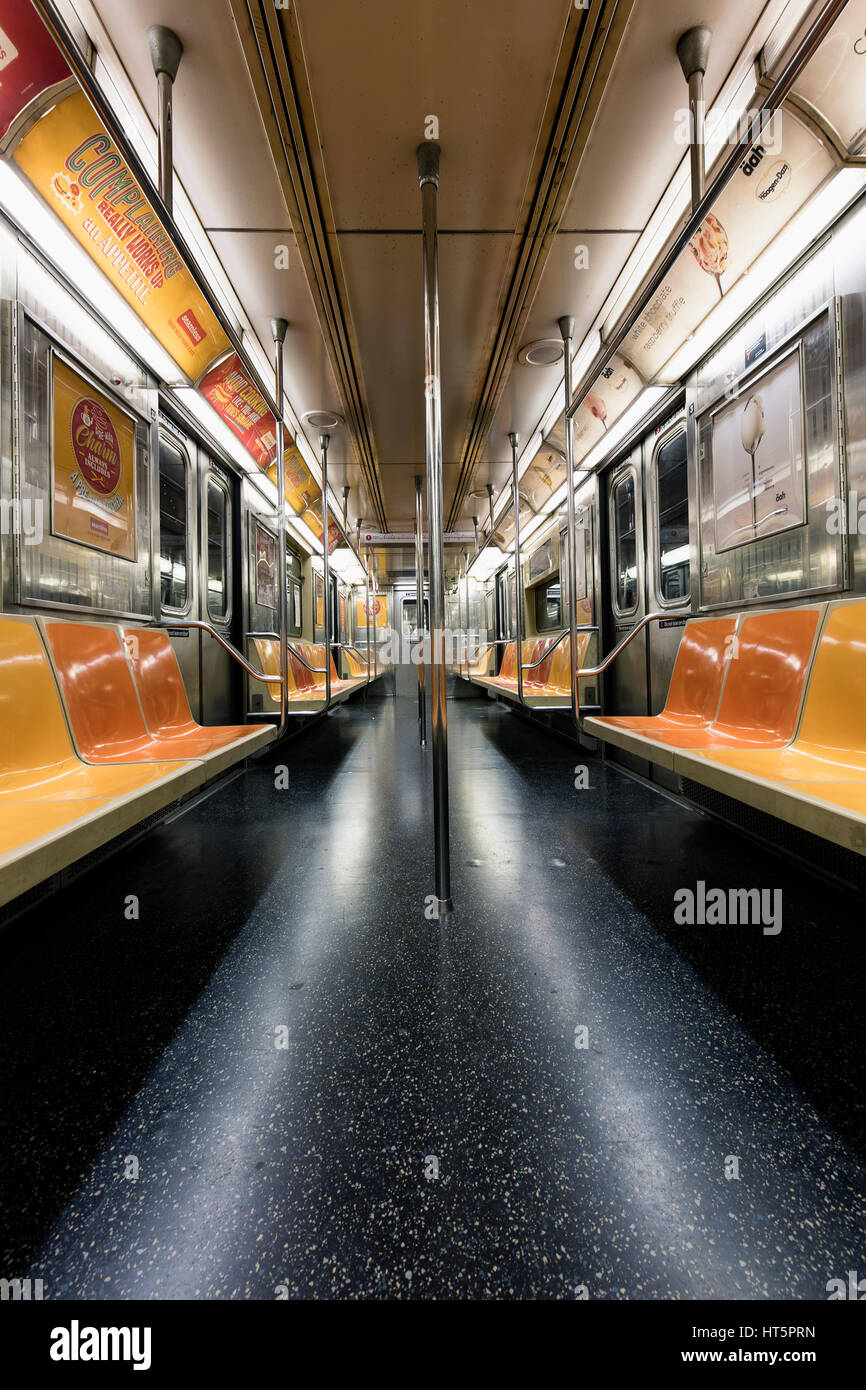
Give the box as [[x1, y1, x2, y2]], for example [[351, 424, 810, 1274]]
[[710, 349, 805, 553]]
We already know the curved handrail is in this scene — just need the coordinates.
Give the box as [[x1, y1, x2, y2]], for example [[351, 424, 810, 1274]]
[[519, 625, 599, 671], [161, 620, 281, 684], [248, 631, 329, 676], [577, 611, 694, 679]]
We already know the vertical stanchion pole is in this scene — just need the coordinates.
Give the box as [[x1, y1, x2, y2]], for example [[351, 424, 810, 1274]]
[[558, 316, 580, 729], [677, 26, 712, 212], [320, 432, 332, 709], [271, 318, 289, 738], [372, 560, 379, 679], [365, 551, 372, 679], [147, 26, 182, 215], [417, 140, 452, 915], [509, 431, 525, 707], [415, 474, 427, 747]]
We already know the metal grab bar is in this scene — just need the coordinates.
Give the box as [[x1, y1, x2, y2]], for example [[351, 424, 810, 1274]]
[[245, 629, 328, 676], [519, 626, 599, 671], [161, 620, 281, 685], [577, 611, 694, 679]]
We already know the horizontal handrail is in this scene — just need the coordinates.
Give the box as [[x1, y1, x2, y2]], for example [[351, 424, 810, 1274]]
[[577, 611, 694, 679], [161, 620, 281, 684]]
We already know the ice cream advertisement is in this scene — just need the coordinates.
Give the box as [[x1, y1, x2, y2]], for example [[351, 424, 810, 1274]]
[[621, 112, 834, 382]]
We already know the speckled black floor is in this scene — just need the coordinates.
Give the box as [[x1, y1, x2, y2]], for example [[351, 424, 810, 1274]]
[[0, 683, 864, 1300]]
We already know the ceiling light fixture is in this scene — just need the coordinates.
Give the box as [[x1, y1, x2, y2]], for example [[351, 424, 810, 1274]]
[[518, 338, 564, 367]]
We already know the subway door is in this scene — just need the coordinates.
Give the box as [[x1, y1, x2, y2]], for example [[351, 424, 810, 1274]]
[[156, 429, 201, 719], [603, 453, 649, 768], [200, 456, 241, 725], [645, 417, 691, 786]]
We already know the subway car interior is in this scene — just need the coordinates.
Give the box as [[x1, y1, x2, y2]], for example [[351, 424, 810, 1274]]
[[2, 0, 866, 1325]]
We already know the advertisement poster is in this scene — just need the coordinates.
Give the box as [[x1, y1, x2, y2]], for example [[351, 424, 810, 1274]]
[[13, 90, 229, 379], [52, 357, 136, 560], [620, 113, 834, 382], [254, 523, 276, 609], [711, 350, 805, 552], [0, 0, 71, 144], [356, 595, 387, 628], [315, 574, 324, 627], [200, 354, 277, 469]]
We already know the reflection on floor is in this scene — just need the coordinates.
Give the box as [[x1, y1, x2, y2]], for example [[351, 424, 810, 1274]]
[[1, 684, 864, 1299]]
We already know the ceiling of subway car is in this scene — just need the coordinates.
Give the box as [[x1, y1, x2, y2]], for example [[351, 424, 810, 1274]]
[[73, 0, 789, 567]]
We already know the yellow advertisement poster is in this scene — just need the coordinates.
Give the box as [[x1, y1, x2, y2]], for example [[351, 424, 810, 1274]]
[[52, 357, 136, 560], [356, 596, 387, 628], [14, 91, 229, 380]]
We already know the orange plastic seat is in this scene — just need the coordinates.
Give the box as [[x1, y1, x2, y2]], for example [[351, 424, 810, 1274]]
[[121, 627, 267, 753], [0, 618, 189, 802], [593, 617, 736, 740], [688, 601, 866, 787], [43, 621, 250, 763], [598, 610, 817, 750], [523, 637, 557, 692]]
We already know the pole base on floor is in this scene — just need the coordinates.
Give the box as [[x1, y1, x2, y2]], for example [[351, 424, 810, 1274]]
[[436, 897, 454, 917]]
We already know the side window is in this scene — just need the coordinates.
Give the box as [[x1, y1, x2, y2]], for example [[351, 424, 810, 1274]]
[[655, 430, 690, 604], [613, 472, 638, 614], [159, 438, 190, 613], [534, 579, 561, 631], [206, 472, 231, 622]]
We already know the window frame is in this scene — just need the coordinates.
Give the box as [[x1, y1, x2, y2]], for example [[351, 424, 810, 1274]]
[[651, 423, 691, 610], [157, 434, 194, 618], [204, 465, 233, 625], [609, 464, 641, 619]]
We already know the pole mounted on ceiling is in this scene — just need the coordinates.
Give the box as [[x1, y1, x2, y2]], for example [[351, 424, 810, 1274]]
[[509, 431, 525, 708], [320, 432, 332, 710], [417, 138, 452, 916], [271, 317, 289, 739], [342, 484, 350, 528], [147, 25, 183, 215], [415, 475, 427, 749], [486, 483, 496, 540], [558, 315, 580, 730], [676, 25, 712, 213]]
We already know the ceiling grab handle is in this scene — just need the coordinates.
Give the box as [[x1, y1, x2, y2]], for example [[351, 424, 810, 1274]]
[[509, 431, 526, 708], [418, 138, 453, 917], [415, 475, 427, 748], [558, 315, 581, 728]]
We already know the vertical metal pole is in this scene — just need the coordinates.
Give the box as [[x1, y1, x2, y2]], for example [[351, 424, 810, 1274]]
[[320, 432, 332, 709], [372, 561, 379, 679], [558, 315, 580, 728], [365, 551, 372, 678], [677, 26, 712, 212], [417, 140, 452, 915], [147, 26, 183, 215], [509, 431, 525, 706], [472, 515, 480, 553], [270, 318, 289, 738], [486, 483, 496, 538], [415, 474, 427, 747]]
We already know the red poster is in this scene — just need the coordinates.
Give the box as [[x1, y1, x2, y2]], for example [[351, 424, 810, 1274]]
[[199, 352, 278, 469], [327, 520, 342, 554], [0, 1, 70, 143]]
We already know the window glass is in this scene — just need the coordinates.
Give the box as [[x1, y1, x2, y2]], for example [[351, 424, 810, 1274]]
[[656, 431, 690, 602], [158, 439, 189, 611], [206, 474, 230, 621], [613, 474, 638, 613], [535, 580, 561, 631]]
